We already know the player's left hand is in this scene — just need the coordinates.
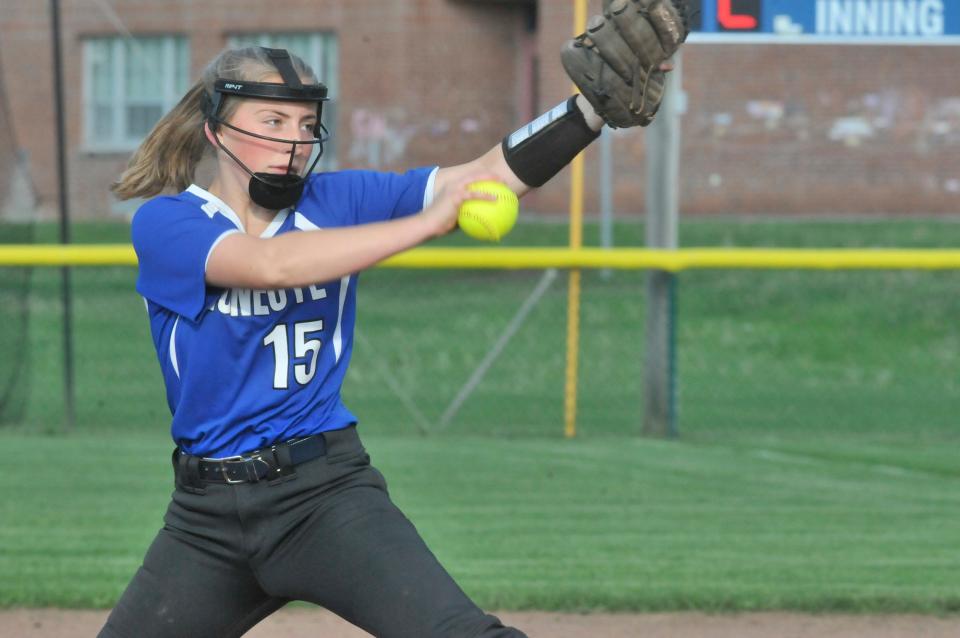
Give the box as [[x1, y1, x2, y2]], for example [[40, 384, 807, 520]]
[[561, 0, 691, 129]]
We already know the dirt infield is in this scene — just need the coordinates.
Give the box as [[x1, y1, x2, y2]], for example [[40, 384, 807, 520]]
[[3, 608, 960, 637]]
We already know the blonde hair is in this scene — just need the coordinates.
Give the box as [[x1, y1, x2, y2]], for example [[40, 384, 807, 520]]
[[112, 46, 318, 200]]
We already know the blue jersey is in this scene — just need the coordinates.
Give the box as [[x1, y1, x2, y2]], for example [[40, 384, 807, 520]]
[[132, 167, 438, 458]]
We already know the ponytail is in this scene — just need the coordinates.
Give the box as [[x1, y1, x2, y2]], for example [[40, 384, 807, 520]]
[[111, 82, 209, 200]]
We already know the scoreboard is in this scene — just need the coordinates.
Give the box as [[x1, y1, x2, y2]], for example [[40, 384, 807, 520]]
[[688, 0, 960, 43]]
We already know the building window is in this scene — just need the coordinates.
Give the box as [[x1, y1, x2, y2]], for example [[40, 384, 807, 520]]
[[228, 33, 339, 169], [83, 36, 190, 152]]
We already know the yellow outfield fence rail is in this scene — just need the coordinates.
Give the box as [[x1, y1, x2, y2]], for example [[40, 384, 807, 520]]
[[5, 245, 960, 270]]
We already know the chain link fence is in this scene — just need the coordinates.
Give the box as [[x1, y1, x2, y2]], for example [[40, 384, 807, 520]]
[[5, 228, 960, 452], [0, 43, 36, 425]]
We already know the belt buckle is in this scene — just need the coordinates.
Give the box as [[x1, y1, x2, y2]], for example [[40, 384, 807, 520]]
[[215, 453, 269, 484], [212, 454, 246, 484], [245, 453, 272, 482]]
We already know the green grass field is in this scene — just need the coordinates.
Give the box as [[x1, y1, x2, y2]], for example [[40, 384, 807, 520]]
[[1, 218, 958, 611]]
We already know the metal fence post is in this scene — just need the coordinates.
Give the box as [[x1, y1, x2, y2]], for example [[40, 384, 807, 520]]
[[642, 51, 683, 438], [50, 0, 76, 430]]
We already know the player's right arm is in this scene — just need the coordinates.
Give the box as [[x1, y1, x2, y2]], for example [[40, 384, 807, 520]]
[[205, 174, 495, 290]]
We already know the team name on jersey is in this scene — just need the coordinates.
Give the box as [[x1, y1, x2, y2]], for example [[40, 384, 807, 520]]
[[210, 285, 327, 317]]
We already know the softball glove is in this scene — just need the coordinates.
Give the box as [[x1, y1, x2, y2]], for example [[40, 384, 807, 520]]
[[561, 0, 691, 128]]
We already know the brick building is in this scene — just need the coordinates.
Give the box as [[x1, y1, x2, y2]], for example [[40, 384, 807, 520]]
[[1, 0, 959, 220]]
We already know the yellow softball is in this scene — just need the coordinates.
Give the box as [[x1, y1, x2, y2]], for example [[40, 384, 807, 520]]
[[457, 180, 519, 242]]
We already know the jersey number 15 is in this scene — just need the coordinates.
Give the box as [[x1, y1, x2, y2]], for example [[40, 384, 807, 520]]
[[262, 319, 324, 389]]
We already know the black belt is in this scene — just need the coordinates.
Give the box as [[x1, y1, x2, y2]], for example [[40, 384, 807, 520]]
[[177, 434, 328, 485]]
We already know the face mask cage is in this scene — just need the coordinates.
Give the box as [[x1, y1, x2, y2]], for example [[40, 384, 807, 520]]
[[205, 115, 330, 185]]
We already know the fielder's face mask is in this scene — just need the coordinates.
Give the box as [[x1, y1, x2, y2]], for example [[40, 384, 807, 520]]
[[203, 48, 330, 210]]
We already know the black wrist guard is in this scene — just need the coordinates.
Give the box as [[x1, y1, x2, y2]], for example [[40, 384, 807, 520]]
[[502, 96, 601, 188]]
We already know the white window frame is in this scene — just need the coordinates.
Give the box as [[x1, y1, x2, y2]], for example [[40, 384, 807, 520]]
[[82, 36, 189, 153], [227, 32, 339, 169]]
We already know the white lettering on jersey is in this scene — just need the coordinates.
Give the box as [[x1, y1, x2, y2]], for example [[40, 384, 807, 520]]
[[253, 290, 270, 316], [236, 288, 252, 316], [211, 285, 329, 317], [267, 290, 287, 312], [309, 284, 327, 301], [217, 290, 231, 314]]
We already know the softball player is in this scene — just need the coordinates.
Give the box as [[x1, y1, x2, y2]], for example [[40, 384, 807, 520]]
[[100, 4, 687, 634]]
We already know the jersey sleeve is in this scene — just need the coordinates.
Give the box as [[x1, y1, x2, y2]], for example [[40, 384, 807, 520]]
[[132, 197, 239, 321], [352, 166, 438, 224]]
